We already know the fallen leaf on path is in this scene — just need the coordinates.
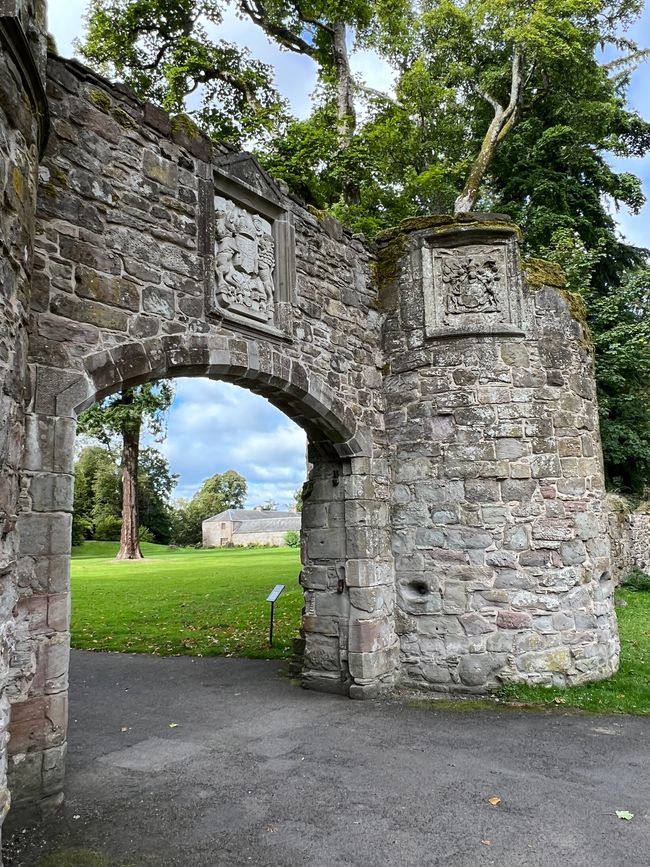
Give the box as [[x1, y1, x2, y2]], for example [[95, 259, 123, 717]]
[[169, 723, 179, 728], [481, 840, 492, 846], [616, 811, 634, 821], [488, 797, 501, 807], [120, 726, 128, 732], [553, 696, 566, 704]]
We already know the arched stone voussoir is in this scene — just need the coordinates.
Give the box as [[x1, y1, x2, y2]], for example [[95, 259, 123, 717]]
[[74, 337, 363, 452]]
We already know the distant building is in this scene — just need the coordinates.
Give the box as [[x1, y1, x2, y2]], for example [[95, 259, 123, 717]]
[[202, 508, 301, 548]]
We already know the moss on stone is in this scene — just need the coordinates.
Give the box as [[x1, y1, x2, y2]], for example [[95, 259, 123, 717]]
[[111, 107, 137, 129], [559, 288, 593, 350], [378, 213, 521, 245], [306, 204, 329, 222], [606, 492, 632, 520], [11, 166, 25, 202], [171, 113, 203, 139], [51, 167, 68, 187], [373, 233, 406, 309], [40, 166, 68, 199], [89, 89, 112, 113], [523, 257, 567, 289]]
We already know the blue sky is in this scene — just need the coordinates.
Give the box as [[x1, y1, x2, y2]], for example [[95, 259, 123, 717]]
[[50, 1, 649, 507]]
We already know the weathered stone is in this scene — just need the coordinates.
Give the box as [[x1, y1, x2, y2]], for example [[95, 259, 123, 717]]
[[496, 610, 533, 630], [457, 653, 501, 686]]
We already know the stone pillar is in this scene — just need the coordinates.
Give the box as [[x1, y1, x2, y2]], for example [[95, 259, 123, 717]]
[[7, 407, 73, 824], [380, 215, 619, 692], [300, 450, 398, 697], [0, 0, 49, 834]]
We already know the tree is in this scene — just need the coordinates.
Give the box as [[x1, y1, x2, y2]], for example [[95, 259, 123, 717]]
[[73, 446, 120, 544], [79, 0, 284, 145], [170, 470, 247, 546], [259, 498, 277, 511], [77, 382, 174, 559], [137, 447, 179, 543]]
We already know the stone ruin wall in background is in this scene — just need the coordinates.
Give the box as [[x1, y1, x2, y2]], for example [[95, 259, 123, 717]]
[[0, 3, 625, 831], [607, 498, 650, 585]]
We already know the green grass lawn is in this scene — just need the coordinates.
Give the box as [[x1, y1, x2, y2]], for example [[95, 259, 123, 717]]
[[71, 542, 302, 659]]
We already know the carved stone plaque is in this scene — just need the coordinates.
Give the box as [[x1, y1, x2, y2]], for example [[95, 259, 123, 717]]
[[422, 237, 524, 338], [214, 196, 275, 323]]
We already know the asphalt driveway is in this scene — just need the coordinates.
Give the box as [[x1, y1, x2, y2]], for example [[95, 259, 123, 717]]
[[4, 649, 650, 866]]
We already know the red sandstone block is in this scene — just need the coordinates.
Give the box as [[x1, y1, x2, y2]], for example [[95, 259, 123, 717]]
[[47, 593, 70, 632]]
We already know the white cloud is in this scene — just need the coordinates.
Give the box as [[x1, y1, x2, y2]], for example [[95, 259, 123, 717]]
[[162, 379, 307, 508]]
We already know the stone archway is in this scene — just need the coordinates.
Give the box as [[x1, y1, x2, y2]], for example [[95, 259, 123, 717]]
[[9, 332, 398, 821], [1, 18, 622, 831]]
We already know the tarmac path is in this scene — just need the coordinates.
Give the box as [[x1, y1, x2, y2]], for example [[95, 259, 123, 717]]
[[4, 649, 650, 866]]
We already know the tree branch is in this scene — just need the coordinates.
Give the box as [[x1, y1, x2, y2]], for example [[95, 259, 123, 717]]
[[239, 0, 317, 56]]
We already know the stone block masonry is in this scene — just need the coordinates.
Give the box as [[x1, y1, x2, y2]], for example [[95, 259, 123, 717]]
[[0, 7, 620, 834], [380, 217, 618, 693]]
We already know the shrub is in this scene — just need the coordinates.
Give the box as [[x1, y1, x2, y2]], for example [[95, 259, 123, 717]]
[[284, 530, 300, 548], [621, 569, 650, 592], [138, 526, 155, 543], [94, 516, 122, 541], [71, 515, 92, 547]]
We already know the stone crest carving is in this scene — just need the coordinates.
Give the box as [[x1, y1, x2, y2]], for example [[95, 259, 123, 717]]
[[422, 235, 524, 338], [214, 196, 275, 323], [442, 254, 501, 316]]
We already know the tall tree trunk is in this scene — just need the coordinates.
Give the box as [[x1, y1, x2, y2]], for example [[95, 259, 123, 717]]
[[116, 415, 143, 560], [331, 20, 360, 206], [454, 49, 524, 214]]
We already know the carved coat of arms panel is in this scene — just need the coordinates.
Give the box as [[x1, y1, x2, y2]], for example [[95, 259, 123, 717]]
[[208, 160, 295, 338], [422, 237, 524, 338], [214, 196, 276, 324]]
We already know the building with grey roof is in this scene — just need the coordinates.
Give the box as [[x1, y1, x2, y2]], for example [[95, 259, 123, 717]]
[[202, 509, 301, 548]]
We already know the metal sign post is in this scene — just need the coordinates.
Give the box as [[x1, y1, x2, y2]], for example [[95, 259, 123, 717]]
[[266, 584, 285, 647]]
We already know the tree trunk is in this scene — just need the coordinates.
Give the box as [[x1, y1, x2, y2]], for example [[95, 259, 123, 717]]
[[331, 20, 360, 206], [454, 112, 505, 213], [116, 417, 143, 560], [454, 49, 524, 214]]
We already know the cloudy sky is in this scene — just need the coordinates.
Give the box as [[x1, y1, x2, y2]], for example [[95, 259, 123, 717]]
[[50, 2, 649, 508]]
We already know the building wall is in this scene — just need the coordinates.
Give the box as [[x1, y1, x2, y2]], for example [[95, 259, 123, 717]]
[[231, 531, 298, 547], [0, 1, 48, 832]]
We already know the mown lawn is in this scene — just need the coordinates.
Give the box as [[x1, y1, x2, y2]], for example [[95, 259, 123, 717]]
[[496, 589, 650, 716], [71, 542, 302, 659]]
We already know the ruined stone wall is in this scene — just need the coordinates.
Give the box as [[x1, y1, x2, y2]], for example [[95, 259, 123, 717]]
[[381, 218, 618, 691], [6, 54, 394, 823], [607, 498, 650, 584], [0, 19, 622, 831], [0, 0, 47, 833]]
